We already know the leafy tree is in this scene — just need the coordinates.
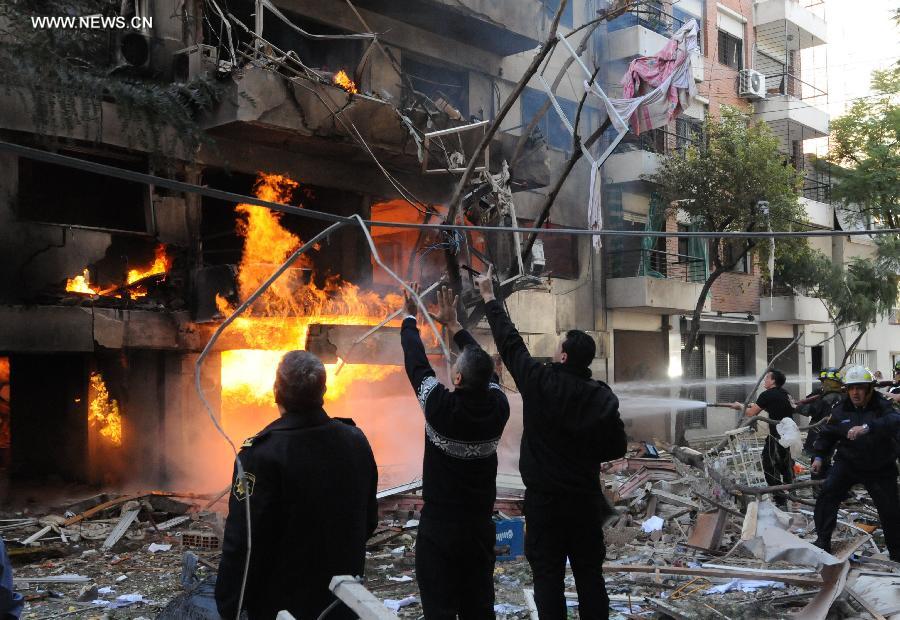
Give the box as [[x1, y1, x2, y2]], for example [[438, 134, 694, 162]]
[[0, 0, 221, 159], [823, 65, 900, 231], [645, 107, 806, 354]]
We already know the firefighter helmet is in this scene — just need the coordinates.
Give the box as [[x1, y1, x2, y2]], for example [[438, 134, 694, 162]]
[[818, 367, 842, 382], [842, 365, 875, 386], [893, 359, 900, 373]]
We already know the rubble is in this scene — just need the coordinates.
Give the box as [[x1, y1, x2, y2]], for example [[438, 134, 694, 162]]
[[3, 437, 897, 619]]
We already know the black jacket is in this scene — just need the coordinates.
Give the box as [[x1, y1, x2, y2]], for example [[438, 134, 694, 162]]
[[813, 392, 900, 471], [401, 316, 509, 520], [799, 388, 843, 454], [215, 410, 378, 620], [484, 300, 626, 506]]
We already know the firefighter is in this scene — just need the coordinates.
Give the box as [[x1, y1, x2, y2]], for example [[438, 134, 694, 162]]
[[400, 284, 509, 619], [215, 351, 378, 620], [811, 365, 900, 560], [476, 267, 627, 620], [798, 367, 843, 482]]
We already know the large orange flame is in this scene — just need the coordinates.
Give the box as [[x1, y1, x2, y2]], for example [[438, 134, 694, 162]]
[[219, 173, 403, 439], [333, 69, 358, 94], [66, 269, 100, 295], [127, 244, 171, 285], [89, 372, 122, 447]]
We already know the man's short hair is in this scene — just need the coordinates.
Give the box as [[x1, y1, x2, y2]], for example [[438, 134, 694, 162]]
[[456, 345, 494, 391], [768, 368, 786, 387], [562, 330, 596, 368], [274, 351, 327, 412]]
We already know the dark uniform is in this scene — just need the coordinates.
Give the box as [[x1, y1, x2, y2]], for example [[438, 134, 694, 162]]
[[215, 409, 378, 620], [400, 316, 509, 619], [798, 387, 843, 481], [755, 386, 795, 504], [812, 393, 900, 560], [484, 300, 626, 620]]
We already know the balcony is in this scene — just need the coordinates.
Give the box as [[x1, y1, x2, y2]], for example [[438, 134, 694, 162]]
[[607, 2, 704, 82], [754, 73, 829, 138], [754, 0, 827, 52], [759, 282, 830, 324], [604, 127, 700, 184], [348, 0, 543, 56], [606, 249, 708, 314]]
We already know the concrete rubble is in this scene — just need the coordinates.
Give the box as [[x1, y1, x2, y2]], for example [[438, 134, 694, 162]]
[[3, 441, 899, 619]]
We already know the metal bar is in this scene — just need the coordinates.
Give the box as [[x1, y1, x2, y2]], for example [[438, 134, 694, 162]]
[[536, 75, 597, 166], [351, 280, 441, 345], [423, 120, 490, 139]]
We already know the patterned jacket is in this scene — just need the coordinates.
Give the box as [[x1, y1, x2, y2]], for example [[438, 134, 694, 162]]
[[401, 316, 509, 520]]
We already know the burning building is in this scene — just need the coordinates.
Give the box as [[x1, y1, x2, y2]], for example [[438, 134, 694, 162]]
[[0, 0, 574, 497]]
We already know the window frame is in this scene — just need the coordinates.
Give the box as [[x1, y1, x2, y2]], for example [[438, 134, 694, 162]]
[[717, 30, 743, 70]]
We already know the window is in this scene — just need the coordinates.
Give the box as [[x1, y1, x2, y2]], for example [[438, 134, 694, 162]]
[[518, 218, 579, 279], [676, 118, 702, 153], [17, 153, 150, 232], [543, 0, 573, 28], [678, 224, 690, 259], [721, 240, 750, 274], [521, 87, 577, 151], [402, 56, 469, 118], [717, 30, 743, 70]]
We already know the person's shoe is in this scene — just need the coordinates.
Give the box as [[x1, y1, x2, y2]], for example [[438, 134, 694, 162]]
[[812, 539, 832, 554]]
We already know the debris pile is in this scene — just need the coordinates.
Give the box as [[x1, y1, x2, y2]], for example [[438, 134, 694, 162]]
[[4, 439, 899, 619]]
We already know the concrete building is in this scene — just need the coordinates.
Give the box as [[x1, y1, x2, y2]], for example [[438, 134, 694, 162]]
[[0, 0, 886, 493]]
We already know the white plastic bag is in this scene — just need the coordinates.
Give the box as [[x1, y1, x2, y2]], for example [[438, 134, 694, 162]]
[[776, 417, 803, 458]]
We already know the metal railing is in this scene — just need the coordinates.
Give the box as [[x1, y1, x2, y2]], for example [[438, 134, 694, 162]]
[[760, 279, 821, 298], [612, 1, 703, 50], [608, 248, 706, 282], [617, 126, 701, 157], [763, 72, 827, 101]]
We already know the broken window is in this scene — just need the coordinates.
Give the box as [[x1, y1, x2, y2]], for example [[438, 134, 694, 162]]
[[402, 55, 469, 118], [17, 152, 150, 232], [520, 87, 578, 152], [519, 219, 579, 280]]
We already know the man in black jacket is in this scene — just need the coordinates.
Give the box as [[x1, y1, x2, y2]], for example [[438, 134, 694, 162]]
[[729, 369, 795, 506], [215, 351, 378, 620], [798, 367, 843, 484], [475, 267, 627, 620], [811, 365, 900, 560], [400, 283, 509, 619]]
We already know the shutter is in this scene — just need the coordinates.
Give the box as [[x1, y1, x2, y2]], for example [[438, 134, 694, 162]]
[[716, 335, 747, 404], [681, 334, 707, 428]]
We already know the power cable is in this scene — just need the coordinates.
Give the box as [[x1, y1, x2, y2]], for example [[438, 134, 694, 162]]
[[4, 139, 899, 239]]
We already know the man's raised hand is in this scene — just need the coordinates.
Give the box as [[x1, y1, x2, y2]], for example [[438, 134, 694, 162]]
[[474, 265, 496, 302], [404, 282, 420, 317]]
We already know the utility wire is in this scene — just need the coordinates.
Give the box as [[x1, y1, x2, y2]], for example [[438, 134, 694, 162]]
[[3, 140, 898, 240]]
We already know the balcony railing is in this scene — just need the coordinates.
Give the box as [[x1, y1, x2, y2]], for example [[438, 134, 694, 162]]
[[760, 279, 821, 298], [763, 72, 827, 101], [616, 126, 701, 157], [609, 248, 706, 282], [611, 1, 703, 50]]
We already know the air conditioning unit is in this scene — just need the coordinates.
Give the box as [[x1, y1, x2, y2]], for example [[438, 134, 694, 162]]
[[738, 69, 766, 100]]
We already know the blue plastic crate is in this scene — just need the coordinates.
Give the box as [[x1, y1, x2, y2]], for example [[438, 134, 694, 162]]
[[494, 517, 525, 561]]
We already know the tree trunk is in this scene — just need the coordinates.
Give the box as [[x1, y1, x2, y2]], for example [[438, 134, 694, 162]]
[[839, 329, 867, 368]]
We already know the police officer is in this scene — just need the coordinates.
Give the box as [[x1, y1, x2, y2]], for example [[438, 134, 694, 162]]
[[216, 351, 378, 620], [400, 284, 509, 619], [476, 267, 627, 620], [798, 367, 843, 482], [811, 365, 900, 560]]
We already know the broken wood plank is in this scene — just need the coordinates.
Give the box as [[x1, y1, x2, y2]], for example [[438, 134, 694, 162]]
[[102, 509, 139, 550], [329, 576, 401, 619], [21, 525, 53, 545], [13, 574, 90, 585], [602, 564, 822, 587], [685, 509, 727, 552], [794, 561, 850, 620], [645, 597, 701, 620], [651, 489, 701, 510], [846, 586, 888, 620]]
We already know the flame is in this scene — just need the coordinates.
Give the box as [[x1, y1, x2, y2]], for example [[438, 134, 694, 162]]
[[89, 372, 122, 447], [127, 244, 171, 285], [65, 245, 171, 298], [66, 269, 100, 295], [333, 69, 358, 94], [219, 172, 404, 435]]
